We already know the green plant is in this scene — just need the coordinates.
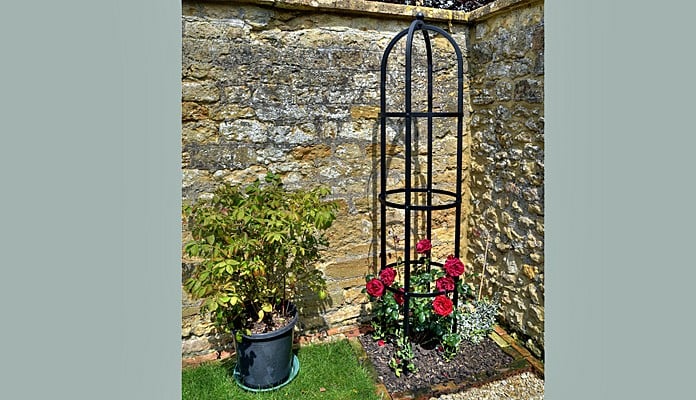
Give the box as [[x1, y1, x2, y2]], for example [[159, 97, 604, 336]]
[[388, 332, 416, 377], [457, 296, 501, 345], [183, 172, 337, 336], [369, 285, 401, 340]]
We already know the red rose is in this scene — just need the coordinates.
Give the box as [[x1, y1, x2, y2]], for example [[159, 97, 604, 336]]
[[416, 239, 432, 254], [432, 295, 453, 317], [366, 278, 385, 297], [377, 339, 385, 347], [435, 276, 455, 292], [393, 288, 405, 305], [443, 255, 465, 277], [378, 267, 397, 286]]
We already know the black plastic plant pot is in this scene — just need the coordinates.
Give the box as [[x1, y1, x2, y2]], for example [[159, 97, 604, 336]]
[[233, 303, 299, 391]]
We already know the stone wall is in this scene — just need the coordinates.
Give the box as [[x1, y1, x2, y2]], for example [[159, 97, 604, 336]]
[[181, 0, 544, 360], [466, 0, 544, 357]]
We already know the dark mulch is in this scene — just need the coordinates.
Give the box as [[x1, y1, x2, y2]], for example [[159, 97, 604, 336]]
[[369, 0, 497, 12], [245, 303, 296, 335], [358, 334, 515, 394]]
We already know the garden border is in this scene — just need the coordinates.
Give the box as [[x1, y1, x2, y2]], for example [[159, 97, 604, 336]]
[[182, 323, 544, 399]]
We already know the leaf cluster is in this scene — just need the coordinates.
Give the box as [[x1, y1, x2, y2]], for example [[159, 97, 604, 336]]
[[389, 332, 416, 377], [456, 296, 501, 345]]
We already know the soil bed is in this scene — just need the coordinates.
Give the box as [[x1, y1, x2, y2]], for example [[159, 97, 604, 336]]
[[358, 334, 515, 394]]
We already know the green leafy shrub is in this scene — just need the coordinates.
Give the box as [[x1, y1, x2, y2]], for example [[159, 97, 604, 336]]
[[183, 172, 337, 335]]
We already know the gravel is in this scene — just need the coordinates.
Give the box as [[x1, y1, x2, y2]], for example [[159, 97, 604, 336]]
[[430, 371, 544, 400]]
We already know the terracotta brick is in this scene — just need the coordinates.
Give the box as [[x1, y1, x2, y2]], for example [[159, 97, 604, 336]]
[[181, 352, 217, 368]]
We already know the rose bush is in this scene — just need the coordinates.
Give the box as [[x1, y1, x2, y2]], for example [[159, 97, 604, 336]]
[[364, 236, 502, 375], [364, 238, 488, 373]]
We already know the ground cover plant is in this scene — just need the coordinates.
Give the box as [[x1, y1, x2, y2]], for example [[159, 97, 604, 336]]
[[182, 340, 382, 400]]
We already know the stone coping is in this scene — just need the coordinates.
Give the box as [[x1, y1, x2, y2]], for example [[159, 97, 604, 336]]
[[197, 0, 542, 24], [467, 0, 543, 22]]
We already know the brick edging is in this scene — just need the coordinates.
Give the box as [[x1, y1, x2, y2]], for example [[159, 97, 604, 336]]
[[492, 325, 544, 377]]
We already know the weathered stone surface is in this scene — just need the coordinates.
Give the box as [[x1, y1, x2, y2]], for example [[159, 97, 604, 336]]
[[182, 102, 209, 121], [182, 81, 220, 103], [182, 336, 212, 354], [344, 286, 367, 304], [219, 119, 268, 143], [324, 303, 366, 326], [527, 283, 541, 305], [291, 144, 332, 160], [526, 338, 542, 358], [323, 258, 371, 280], [466, 0, 544, 357], [182, 169, 213, 189], [182, 120, 219, 144], [471, 42, 493, 65], [184, 143, 258, 171], [522, 264, 536, 280], [513, 79, 543, 103], [183, 18, 248, 40]]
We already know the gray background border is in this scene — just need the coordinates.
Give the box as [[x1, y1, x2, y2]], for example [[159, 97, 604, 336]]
[[1, 1, 181, 399], [546, 0, 696, 398], [1, 0, 694, 398]]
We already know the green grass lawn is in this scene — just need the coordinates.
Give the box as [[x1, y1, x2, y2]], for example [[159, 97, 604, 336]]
[[182, 339, 383, 400]]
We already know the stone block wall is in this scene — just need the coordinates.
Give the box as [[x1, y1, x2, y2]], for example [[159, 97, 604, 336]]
[[466, 0, 544, 357], [181, 0, 544, 360]]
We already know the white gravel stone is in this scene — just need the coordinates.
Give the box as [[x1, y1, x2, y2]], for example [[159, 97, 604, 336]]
[[430, 372, 544, 400]]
